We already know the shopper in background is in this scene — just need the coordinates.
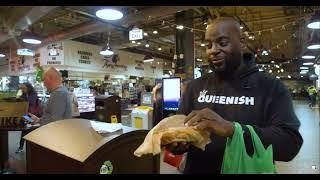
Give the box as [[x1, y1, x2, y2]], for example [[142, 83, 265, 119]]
[[16, 82, 42, 153], [152, 83, 163, 126], [165, 17, 303, 173], [69, 87, 80, 118], [137, 84, 146, 106], [307, 85, 317, 108], [29, 67, 72, 125]]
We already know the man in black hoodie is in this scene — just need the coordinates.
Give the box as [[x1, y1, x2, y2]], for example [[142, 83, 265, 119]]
[[165, 17, 303, 174]]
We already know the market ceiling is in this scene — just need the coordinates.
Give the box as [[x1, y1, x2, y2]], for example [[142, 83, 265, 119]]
[[0, 6, 319, 78]]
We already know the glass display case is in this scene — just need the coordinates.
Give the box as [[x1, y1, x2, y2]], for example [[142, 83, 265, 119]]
[[77, 94, 95, 113], [74, 88, 95, 113]]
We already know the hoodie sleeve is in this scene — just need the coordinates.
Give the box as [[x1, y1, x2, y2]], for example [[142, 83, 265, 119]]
[[241, 79, 303, 161]]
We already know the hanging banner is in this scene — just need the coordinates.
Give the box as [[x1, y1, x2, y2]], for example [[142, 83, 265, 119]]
[[44, 42, 64, 65]]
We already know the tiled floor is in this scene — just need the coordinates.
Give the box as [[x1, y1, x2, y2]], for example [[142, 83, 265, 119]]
[[275, 100, 319, 174], [4, 100, 320, 174]]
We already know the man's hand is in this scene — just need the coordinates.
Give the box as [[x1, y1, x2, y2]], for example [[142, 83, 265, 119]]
[[184, 108, 234, 138], [28, 112, 40, 125], [163, 142, 191, 155]]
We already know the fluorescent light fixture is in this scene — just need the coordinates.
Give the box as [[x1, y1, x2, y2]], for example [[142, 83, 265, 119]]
[[300, 71, 308, 74], [302, 55, 315, 59], [307, 30, 320, 49], [307, 11, 320, 29], [303, 62, 314, 66], [176, 25, 184, 30], [152, 30, 158, 34], [276, 76, 280, 79], [0, 53, 5, 57], [96, 9, 123, 20], [308, 44, 320, 49], [300, 67, 309, 70], [143, 59, 154, 63], [307, 22, 320, 29], [259, 69, 263, 72], [22, 38, 41, 44]]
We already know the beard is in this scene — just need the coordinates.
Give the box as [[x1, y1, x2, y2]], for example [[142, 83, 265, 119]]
[[209, 52, 242, 77]]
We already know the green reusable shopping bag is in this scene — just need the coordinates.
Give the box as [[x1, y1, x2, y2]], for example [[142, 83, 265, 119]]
[[221, 122, 276, 174]]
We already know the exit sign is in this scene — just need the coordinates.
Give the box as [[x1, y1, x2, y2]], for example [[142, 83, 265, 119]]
[[129, 28, 143, 41]]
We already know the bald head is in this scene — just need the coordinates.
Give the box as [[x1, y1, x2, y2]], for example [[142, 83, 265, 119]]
[[43, 67, 62, 91], [205, 16, 246, 76], [208, 17, 242, 38]]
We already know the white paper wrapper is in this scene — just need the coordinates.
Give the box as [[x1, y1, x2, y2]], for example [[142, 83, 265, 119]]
[[134, 115, 211, 157]]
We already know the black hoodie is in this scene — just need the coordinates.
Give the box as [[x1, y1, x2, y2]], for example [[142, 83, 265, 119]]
[[178, 54, 303, 174]]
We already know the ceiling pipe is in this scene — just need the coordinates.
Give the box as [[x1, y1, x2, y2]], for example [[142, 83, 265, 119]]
[[0, 6, 59, 44]]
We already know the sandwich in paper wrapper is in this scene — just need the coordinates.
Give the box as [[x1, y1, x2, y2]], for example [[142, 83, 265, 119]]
[[134, 115, 211, 157]]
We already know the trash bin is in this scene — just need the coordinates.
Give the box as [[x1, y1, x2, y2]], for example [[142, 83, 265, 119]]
[[131, 106, 153, 130], [24, 119, 159, 174], [95, 95, 121, 123]]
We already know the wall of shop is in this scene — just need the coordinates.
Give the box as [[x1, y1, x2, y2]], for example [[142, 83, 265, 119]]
[[8, 50, 40, 76], [8, 40, 164, 79], [67, 71, 105, 81], [61, 40, 163, 78]]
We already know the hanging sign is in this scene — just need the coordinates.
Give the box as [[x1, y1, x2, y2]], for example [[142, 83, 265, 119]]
[[17, 49, 35, 56], [129, 28, 143, 41]]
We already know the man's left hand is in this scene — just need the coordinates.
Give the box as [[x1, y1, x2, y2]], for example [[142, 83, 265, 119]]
[[184, 108, 234, 138]]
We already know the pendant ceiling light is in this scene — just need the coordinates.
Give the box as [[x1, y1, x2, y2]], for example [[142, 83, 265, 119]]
[[301, 50, 316, 59], [100, 32, 114, 56], [22, 31, 42, 45], [303, 62, 314, 66], [307, 10, 320, 29], [143, 53, 154, 63], [307, 30, 320, 50], [96, 8, 123, 21]]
